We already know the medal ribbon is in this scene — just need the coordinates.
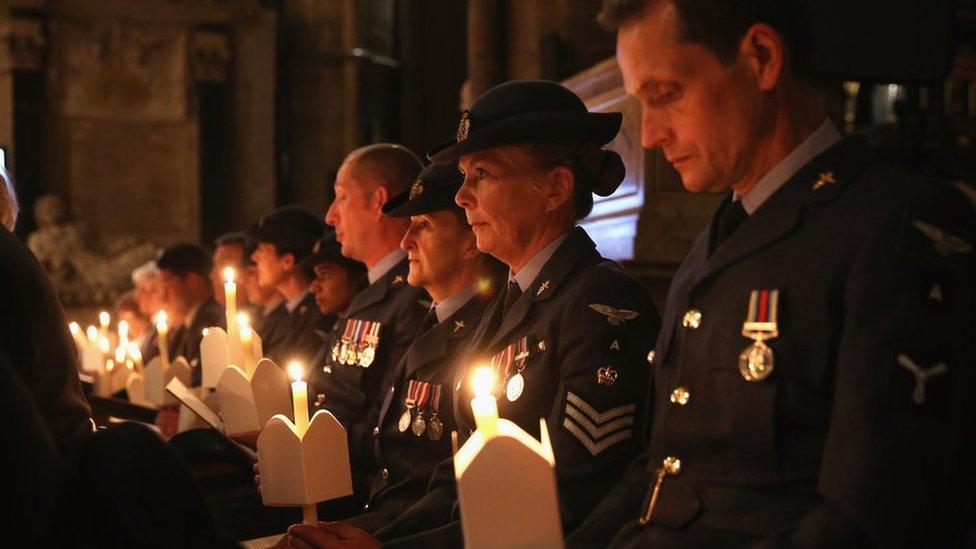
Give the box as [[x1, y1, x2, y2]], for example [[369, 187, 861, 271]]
[[405, 379, 418, 407], [429, 385, 442, 415], [743, 289, 779, 336], [342, 320, 355, 343], [416, 382, 431, 411], [366, 322, 381, 344]]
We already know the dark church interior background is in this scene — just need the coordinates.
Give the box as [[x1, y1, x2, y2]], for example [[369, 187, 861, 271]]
[[1, 0, 973, 315]]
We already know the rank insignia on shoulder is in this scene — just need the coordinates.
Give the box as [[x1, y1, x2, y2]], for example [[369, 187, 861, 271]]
[[588, 303, 640, 326], [562, 391, 635, 456], [911, 220, 973, 256], [811, 171, 836, 191], [453, 320, 466, 333], [393, 275, 406, 285], [897, 354, 947, 404]]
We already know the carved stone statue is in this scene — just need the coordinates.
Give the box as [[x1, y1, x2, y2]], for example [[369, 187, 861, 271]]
[[28, 194, 157, 303]]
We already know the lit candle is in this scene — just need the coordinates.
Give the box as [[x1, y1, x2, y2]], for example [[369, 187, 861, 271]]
[[127, 344, 144, 373], [68, 322, 85, 346], [288, 362, 310, 436], [288, 361, 316, 526], [105, 359, 115, 373], [239, 313, 256, 375], [155, 311, 170, 368], [98, 310, 110, 338], [114, 346, 126, 364], [118, 319, 130, 349], [470, 366, 499, 439], [86, 325, 98, 344], [98, 336, 111, 356], [223, 267, 239, 339]]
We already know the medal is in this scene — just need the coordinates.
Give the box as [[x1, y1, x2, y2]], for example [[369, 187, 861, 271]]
[[359, 322, 380, 368], [411, 383, 430, 437], [738, 289, 779, 382], [398, 380, 418, 432], [426, 385, 444, 441], [506, 373, 524, 402]]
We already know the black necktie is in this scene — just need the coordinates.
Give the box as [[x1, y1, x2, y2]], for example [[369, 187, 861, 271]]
[[712, 199, 748, 253], [502, 281, 522, 316], [415, 308, 438, 337]]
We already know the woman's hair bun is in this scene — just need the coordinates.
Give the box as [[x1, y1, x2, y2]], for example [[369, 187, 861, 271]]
[[574, 143, 625, 197]]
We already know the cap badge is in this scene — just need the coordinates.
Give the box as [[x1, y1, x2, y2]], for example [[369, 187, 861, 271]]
[[410, 179, 425, 200], [312, 240, 322, 254], [456, 110, 471, 142]]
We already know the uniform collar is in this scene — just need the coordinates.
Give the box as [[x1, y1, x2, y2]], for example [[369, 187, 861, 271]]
[[510, 231, 571, 292], [285, 289, 310, 313], [738, 119, 842, 215], [434, 286, 476, 324], [368, 249, 407, 285], [263, 299, 284, 316], [182, 300, 204, 328]]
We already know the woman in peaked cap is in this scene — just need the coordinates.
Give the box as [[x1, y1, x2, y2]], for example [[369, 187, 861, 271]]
[[282, 80, 661, 548]]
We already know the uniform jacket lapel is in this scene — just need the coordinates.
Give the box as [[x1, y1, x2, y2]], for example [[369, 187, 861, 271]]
[[690, 138, 877, 293], [346, 259, 408, 318], [487, 227, 599, 351]]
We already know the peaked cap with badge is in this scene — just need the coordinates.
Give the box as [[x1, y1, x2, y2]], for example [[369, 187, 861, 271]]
[[374, 80, 662, 546], [567, 135, 976, 547], [382, 162, 464, 217], [248, 206, 331, 364]]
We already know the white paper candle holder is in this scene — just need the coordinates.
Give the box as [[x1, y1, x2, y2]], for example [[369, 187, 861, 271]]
[[201, 327, 264, 388], [257, 409, 353, 507], [216, 358, 292, 435], [143, 355, 192, 406], [454, 418, 564, 549]]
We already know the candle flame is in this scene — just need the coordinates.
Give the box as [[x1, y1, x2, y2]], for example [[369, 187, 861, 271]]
[[237, 312, 250, 329], [68, 322, 81, 336], [105, 359, 114, 372], [155, 310, 167, 324], [118, 319, 129, 335], [202, 328, 209, 337], [86, 325, 98, 342], [223, 267, 236, 284], [114, 346, 126, 363], [125, 359, 134, 370], [98, 337, 111, 354], [471, 366, 495, 398], [127, 344, 142, 362], [99, 311, 110, 327], [288, 361, 305, 382]]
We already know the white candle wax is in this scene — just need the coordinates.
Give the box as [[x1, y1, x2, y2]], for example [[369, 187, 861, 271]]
[[288, 362, 310, 437], [470, 366, 499, 439]]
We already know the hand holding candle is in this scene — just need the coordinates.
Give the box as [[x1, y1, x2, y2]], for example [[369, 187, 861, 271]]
[[470, 366, 499, 439]]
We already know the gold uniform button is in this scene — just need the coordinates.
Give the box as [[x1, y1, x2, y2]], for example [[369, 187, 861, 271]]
[[669, 387, 690, 406], [372, 426, 380, 438], [647, 350, 656, 365], [682, 309, 702, 329], [381, 468, 390, 480], [662, 455, 682, 475]]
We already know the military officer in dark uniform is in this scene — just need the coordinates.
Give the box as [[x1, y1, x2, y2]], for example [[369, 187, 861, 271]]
[[155, 244, 226, 380], [325, 163, 503, 535], [311, 143, 430, 498], [298, 229, 367, 322], [564, 2, 976, 547], [282, 82, 661, 548], [248, 206, 331, 365], [241, 239, 288, 353]]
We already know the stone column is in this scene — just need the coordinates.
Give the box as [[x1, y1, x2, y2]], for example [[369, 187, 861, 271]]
[[467, 0, 504, 98]]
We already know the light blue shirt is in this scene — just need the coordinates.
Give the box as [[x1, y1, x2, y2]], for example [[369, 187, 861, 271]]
[[433, 286, 476, 324], [367, 249, 407, 285], [510, 232, 571, 292], [738, 119, 842, 214]]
